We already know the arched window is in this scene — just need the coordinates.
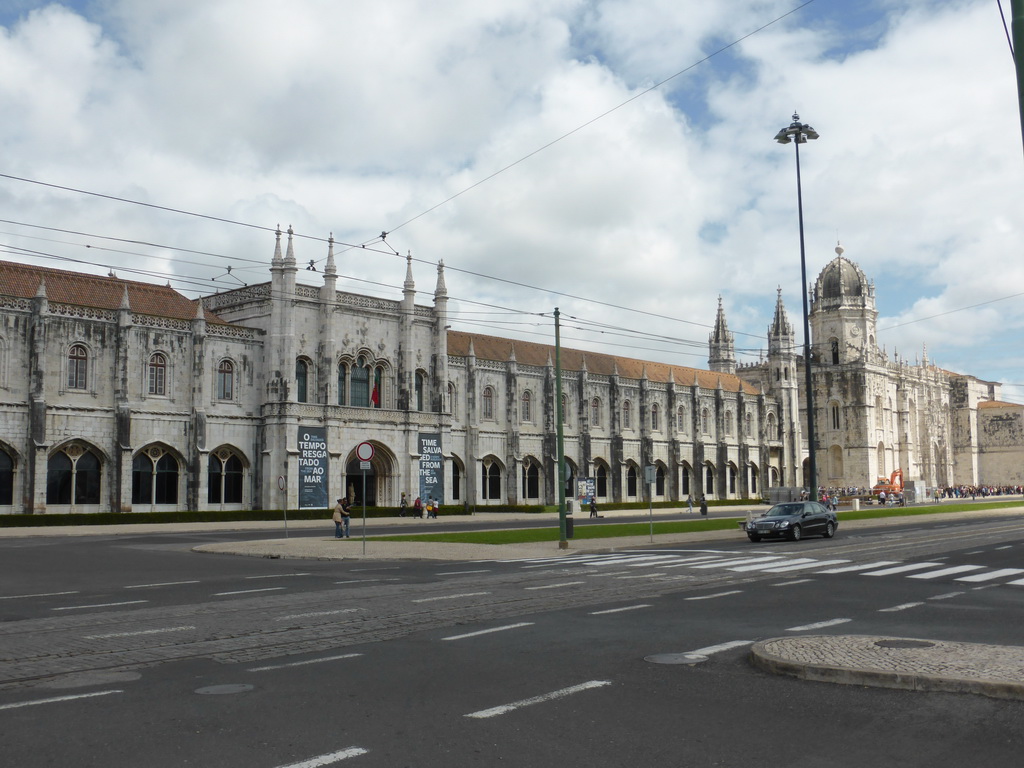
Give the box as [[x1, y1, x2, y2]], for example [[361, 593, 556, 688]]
[[482, 387, 494, 420], [482, 461, 501, 500], [705, 463, 715, 496], [522, 461, 540, 499], [46, 446, 101, 504], [451, 460, 461, 500], [337, 363, 347, 405], [521, 391, 532, 423], [208, 451, 244, 504], [591, 397, 601, 427], [148, 353, 167, 396], [448, 382, 457, 418], [677, 406, 686, 432], [725, 411, 733, 435], [415, 371, 425, 411], [728, 463, 738, 495], [831, 338, 840, 364], [681, 463, 691, 496], [767, 412, 778, 439], [351, 357, 370, 407], [745, 412, 753, 438], [132, 449, 178, 505], [68, 344, 88, 390], [627, 465, 638, 497], [655, 466, 665, 496], [702, 409, 710, 433], [831, 402, 841, 430], [623, 400, 632, 429], [372, 366, 382, 408], [750, 463, 759, 494], [295, 359, 309, 403], [0, 450, 13, 505], [217, 360, 234, 401], [596, 463, 608, 498], [651, 403, 659, 431]]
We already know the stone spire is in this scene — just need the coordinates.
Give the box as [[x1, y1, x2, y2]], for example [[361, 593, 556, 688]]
[[708, 296, 736, 374], [404, 251, 415, 293], [434, 259, 447, 297], [284, 225, 296, 266], [325, 234, 337, 276], [271, 226, 283, 266]]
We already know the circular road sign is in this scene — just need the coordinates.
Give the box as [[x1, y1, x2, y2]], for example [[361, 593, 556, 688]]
[[356, 442, 375, 462]]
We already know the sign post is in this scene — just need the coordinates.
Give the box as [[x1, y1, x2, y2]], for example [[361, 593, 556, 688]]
[[278, 475, 288, 537], [356, 442, 374, 555]]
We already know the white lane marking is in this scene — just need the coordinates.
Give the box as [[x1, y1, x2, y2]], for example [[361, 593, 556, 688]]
[[995, 545, 1014, 550], [785, 618, 851, 632], [436, 569, 492, 575], [908, 565, 985, 580], [276, 747, 369, 767], [691, 556, 787, 569], [964, 550, 984, 555], [689, 640, 752, 656], [0, 590, 79, 600], [760, 559, 849, 573], [624, 556, 694, 567], [878, 602, 924, 612], [465, 680, 611, 719], [658, 556, 736, 568], [249, 653, 363, 672], [589, 604, 652, 615], [614, 573, 664, 580], [816, 561, 898, 574], [213, 587, 286, 596], [772, 579, 814, 587], [956, 568, 1024, 582], [85, 626, 195, 639], [52, 600, 148, 611], [412, 592, 491, 602], [124, 580, 200, 589], [525, 582, 585, 590], [442, 622, 534, 641], [729, 558, 818, 573], [276, 609, 362, 621], [334, 579, 380, 584], [685, 590, 742, 601], [1004, 578, 1024, 586], [0, 690, 123, 711], [585, 571, 633, 577], [928, 592, 964, 600], [245, 573, 311, 580], [861, 562, 944, 576]]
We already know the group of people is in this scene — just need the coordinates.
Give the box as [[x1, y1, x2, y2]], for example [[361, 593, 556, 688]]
[[399, 492, 439, 519]]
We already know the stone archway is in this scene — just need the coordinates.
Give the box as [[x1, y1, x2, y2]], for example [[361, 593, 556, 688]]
[[343, 442, 396, 507]]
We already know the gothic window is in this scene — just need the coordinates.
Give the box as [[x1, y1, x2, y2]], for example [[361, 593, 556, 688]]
[[749, 463, 758, 494], [702, 409, 710, 434], [767, 412, 778, 439], [148, 353, 167, 396], [830, 338, 840, 365], [68, 344, 88, 390], [875, 396, 883, 427], [745, 412, 753, 438], [482, 387, 495, 420], [656, 466, 665, 496], [337, 363, 347, 405], [132, 449, 178, 505], [677, 406, 686, 432], [482, 461, 501, 500], [831, 403, 841, 430], [351, 357, 370, 407], [521, 391, 532, 423], [295, 359, 309, 403], [522, 461, 540, 499], [705, 463, 715, 496], [560, 393, 568, 425], [623, 400, 632, 429], [372, 366, 382, 407], [591, 397, 601, 427], [596, 463, 608, 498], [448, 382, 457, 418], [451, 460, 461, 501], [651, 403, 660, 431], [728, 463, 738, 494], [775, 367, 780, 381], [415, 371, 425, 411], [217, 360, 234, 401], [0, 450, 13, 505], [725, 411, 733, 435], [681, 463, 691, 496], [208, 451, 244, 504], [627, 466, 638, 497], [46, 446, 101, 505]]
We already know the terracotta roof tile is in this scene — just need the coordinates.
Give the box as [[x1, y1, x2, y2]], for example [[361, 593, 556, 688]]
[[978, 400, 1021, 409], [447, 330, 760, 394], [0, 260, 228, 324]]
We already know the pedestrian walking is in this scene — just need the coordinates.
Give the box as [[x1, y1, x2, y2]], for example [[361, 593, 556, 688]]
[[589, 497, 599, 518], [687, 495, 693, 514], [333, 497, 351, 538], [399, 492, 407, 517], [699, 497, 708, 516], [427, 496, 438, 518], [413, 496, 423, 518]]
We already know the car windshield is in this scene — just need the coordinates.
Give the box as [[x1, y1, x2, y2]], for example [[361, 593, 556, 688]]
[[766, 503, 803, 517]]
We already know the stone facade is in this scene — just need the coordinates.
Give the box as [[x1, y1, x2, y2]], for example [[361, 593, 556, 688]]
[[0, 235, 1016, 514]]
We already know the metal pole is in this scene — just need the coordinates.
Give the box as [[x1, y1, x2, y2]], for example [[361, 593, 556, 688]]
[[361, 470, 367, 555], [555, 308, 567, 549], [1013, 0, 1024, 157], [794, 138, 818, 498]]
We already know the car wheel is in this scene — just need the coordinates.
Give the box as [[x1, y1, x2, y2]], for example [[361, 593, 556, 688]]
[[788, 524, 802, 542], [823, 521, 836, 539], [747, 534, 761, 543]]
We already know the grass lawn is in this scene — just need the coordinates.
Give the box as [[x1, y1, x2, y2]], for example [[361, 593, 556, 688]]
[[369, 500, 1024, 546]]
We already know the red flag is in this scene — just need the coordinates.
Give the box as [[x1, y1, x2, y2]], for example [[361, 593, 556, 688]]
[[371, 385, 380, 406]]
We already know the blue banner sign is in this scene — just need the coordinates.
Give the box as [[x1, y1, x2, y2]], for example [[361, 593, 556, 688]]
[[418, 433, 444, 503], [297, 427, 329, 509]]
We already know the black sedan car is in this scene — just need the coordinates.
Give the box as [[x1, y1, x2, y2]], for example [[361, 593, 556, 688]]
[[744, 501, 838, 542]]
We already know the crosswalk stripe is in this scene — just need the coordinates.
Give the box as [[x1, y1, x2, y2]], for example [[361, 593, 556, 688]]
[[728, 558, 819, 573], [761, 559, 850, 573], [816, 561, 898, 574], [861, 562, 944, 576], [690, 556, 787, 569], [956, 568, 1024, 583], [908, 565, 985, 580]]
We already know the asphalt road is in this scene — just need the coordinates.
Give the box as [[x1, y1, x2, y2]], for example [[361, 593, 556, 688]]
[[3, 514, 1024, 766]]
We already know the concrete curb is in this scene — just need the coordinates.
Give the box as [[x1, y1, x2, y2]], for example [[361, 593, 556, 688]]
[[749, 635, 1024, 701]]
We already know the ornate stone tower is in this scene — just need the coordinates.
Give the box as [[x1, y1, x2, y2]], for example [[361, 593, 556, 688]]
[[708, 296, 736, 374]]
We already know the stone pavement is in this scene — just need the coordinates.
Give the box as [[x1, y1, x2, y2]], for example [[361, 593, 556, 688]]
[[750, 635, 1024, 701]]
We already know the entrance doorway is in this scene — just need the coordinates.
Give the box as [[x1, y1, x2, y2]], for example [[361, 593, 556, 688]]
[[344, 459, 377, 507]]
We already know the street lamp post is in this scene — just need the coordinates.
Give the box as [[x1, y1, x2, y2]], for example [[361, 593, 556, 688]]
[[774, 113, 819, 499]]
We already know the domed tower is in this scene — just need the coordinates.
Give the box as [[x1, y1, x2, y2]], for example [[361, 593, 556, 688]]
[[809, 244, 877, 366]]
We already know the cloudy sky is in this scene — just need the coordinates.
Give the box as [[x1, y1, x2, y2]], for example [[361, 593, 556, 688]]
[[2, 1, 1022, 397]]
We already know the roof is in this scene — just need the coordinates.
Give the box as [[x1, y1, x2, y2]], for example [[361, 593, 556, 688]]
[[446, 330, 760, 394], [978, 400, 1023, 409], [0, 260, 227, 324]]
